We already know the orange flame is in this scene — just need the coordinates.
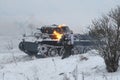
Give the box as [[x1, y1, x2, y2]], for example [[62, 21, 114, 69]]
[[58, 24, 66, 28], [53, 30, 63, 41]]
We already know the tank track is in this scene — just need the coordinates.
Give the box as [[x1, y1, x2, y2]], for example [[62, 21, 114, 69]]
[[19, 41, 93, 58]]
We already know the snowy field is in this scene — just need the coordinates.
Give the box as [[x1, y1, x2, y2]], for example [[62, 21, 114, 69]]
[[0, 36, 120, 80]]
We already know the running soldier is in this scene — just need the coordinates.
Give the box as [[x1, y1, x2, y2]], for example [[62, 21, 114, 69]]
[[60, 32, 74, 59]]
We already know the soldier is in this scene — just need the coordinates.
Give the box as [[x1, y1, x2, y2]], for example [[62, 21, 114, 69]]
[[60, 32, 74, 59]]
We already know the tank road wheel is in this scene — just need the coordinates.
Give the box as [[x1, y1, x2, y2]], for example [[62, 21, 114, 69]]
[[48, 48, 58, 57], [37, 44, 48, 56], [71, 46, 79, 55], [59, 47, 65, 56]]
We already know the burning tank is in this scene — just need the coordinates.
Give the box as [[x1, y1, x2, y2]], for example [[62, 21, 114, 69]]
[[19, 24, 94, 58]]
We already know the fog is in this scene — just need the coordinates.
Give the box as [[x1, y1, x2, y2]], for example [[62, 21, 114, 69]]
[[0, 0, 120, 35]]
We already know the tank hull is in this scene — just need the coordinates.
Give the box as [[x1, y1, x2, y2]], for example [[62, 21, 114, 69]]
[[19, 40, 94, 57]]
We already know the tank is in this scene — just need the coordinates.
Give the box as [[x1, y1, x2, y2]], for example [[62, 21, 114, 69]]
[[19, 24, 94, 58]]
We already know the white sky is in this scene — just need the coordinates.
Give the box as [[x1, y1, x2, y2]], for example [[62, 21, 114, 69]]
[[0, 0, 120, 35]]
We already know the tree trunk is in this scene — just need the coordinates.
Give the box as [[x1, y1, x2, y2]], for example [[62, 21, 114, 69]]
[[104, 57, 119, 72]]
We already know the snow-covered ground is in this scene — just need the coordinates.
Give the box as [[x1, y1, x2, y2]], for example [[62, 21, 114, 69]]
[[0, 36, 120, 80]]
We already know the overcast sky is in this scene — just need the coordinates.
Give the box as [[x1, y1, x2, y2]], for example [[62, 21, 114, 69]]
[[0, 0, 120, 35]]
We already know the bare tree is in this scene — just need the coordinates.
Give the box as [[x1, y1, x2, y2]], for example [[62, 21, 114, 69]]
[[89, 6, 120, 72]]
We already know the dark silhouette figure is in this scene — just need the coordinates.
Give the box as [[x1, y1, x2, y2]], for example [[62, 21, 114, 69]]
[[60, 32, 74, 59]]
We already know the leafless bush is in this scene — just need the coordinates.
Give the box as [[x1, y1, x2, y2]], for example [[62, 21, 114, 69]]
[[2, 72, 5, 80], [11, 52, 17, 65], [102, 74, 108, 80], [6, 40, 14, 50], [81, 72, 85, 80], [72, 66, 78, 80], [52, 58, 57, 72], [31, 66, 40, 80], [89, 6, 120, 72], [5, 40, 17, 65]]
